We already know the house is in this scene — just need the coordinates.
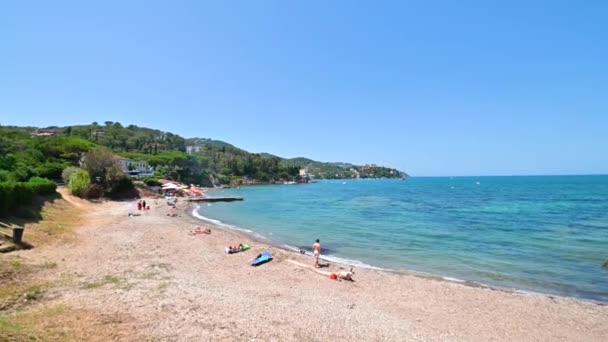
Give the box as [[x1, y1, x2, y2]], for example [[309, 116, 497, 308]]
[[30, 129, 56, 137], [186, 145, 202, 155], [111, 155, 154, 177], [92, 129, 106, 138]]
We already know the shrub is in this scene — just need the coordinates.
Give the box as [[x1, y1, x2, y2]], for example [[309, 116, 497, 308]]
[[85, 184, 104, 199], [36, 162, 67, 180], [106, 176, 133, 197], [0, 170, 9, 182], [142, 177, 161, 186], [0, 178, 56, 216], [68, 169, 91, 198], [0, 182, 17, 215], [27, 177, 57, 195], [61, 166, 80, 184]]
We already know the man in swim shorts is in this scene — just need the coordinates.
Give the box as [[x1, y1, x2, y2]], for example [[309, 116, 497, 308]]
[[312, 239, 321, 268]]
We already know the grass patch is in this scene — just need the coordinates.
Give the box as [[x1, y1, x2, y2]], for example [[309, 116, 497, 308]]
[[0, 305, 135, 341], [0, 256, 26, 278], [0, 283, 47, 311], [141, 271, 160, 280], [9, 258, 23, 271], [81, 275, 132, 290], [6, 195, 87, 248]]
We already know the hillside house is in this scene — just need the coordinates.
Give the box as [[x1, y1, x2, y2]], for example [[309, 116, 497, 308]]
[[30, 129, 56, 137], [111, 155, 153, 176], [186, 145, 202, 154]]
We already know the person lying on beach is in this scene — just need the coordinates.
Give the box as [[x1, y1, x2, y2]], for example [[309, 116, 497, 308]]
[[190, 227, 211, 235], [335, 268, 355, 281], [225, 244, 246, 253]]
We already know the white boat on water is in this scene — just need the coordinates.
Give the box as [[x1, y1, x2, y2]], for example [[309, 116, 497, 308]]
[[284, 181, 297, 185]]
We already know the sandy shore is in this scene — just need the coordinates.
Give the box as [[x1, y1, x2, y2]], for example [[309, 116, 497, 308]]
[[15, 195, 608, 341]]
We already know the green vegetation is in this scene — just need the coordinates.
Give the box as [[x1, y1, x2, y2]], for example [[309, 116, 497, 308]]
[[67, 169, 91, 198], [81, 275, 129, 290], [0, 178, 57, 216], [0, 122, 405, 213]]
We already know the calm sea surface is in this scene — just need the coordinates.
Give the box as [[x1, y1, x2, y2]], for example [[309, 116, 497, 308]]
[[195, 176, 608, 302]]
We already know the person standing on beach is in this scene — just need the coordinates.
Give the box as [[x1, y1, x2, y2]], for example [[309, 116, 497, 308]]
[[312, 239, 321, 268]]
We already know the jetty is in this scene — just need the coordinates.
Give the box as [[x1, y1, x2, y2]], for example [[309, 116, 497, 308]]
[[185, 196, 244, 203]]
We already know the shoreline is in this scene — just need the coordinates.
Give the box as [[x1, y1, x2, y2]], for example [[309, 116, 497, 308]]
[[10, 194, 606, 341], [186, 201, 607, 306]]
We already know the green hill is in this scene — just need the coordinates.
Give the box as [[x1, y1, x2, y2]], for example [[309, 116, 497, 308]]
[[0, 122, 407, 188]]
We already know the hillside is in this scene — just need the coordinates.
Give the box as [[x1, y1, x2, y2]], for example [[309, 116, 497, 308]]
[[0, 123, 407, 188]]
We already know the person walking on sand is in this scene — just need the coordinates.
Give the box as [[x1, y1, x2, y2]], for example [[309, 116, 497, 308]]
[[312, 239, 321, 268]]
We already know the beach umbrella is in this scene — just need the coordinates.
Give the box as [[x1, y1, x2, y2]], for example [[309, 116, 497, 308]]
[[161, 183, 180, 190]]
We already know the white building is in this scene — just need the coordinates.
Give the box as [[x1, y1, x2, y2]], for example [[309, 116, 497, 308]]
[[186, 145, 202, 154], [112, 156, 154, 176]]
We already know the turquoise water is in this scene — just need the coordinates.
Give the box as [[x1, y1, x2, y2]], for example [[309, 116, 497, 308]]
[[195, 176, 608, 302]]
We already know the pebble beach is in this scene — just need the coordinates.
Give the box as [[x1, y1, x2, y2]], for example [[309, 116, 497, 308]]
[[16, 195, 608, 341]]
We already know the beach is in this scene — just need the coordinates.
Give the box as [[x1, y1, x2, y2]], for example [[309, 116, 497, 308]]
[[6, 193, 608, 341]]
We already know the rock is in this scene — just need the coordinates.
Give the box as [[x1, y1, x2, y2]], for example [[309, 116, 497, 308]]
[[602, 260, 608, 268]]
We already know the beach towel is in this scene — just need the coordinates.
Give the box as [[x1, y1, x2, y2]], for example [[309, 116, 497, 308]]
[[250, 251, 272, 266], [225, 244, 250, 254]]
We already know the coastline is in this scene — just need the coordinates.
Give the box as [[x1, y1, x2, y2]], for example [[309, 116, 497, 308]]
[[11, 195, 607, 341], [188, 202, 607, 306]]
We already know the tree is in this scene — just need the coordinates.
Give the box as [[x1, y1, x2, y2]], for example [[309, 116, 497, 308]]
[[81, 149, 115, 182], [103, 163, 129, 194]]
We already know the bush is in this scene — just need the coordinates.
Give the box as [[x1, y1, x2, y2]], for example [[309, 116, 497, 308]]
[[85, 184, 104, 199], [0, 170, 9, 182], [0, 182, 16, 214], [0, 177, 57, 216], [106, 176, 133, 197], [142, 177, 161, 186], [61, 166, 80, 184], [68, 169, 91, 198], [27, 177, 57, 195], [36, 162, 67, 180]]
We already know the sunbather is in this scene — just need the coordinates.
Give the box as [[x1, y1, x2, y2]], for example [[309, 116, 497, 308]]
[[190, 227, 211, 235]]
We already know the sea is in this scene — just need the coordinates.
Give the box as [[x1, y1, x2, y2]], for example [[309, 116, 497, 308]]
[[194, 176, 608, 302]]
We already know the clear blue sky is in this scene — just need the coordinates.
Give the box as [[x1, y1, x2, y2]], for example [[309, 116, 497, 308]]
[[1, 1, 607, 176]]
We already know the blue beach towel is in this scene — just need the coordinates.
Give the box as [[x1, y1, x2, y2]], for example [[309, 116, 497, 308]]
[[250, 251, 272, 266]]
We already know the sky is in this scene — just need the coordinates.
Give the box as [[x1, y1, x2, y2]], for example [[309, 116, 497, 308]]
[[1, 1, 607, 176]]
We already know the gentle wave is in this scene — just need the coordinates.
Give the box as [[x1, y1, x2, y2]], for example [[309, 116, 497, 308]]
[[191, 205, 253, 234], [281, 244, 385, 270]]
